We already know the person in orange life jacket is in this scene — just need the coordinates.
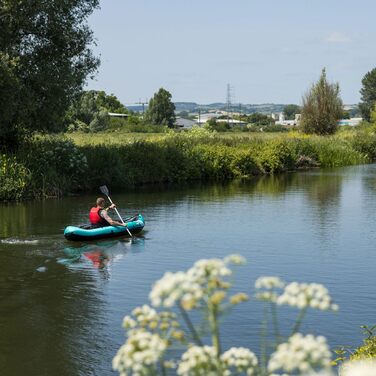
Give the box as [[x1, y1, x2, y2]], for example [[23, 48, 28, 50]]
[[89, 197, 127, 227]]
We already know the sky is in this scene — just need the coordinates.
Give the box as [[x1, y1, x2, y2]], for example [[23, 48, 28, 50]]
[[87, 0, 376, 105]]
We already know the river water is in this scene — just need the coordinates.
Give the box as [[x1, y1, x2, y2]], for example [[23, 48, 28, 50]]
[[1, 164, 376, 376]]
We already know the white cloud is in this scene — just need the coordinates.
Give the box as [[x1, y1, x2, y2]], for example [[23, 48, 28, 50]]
[[326, 31, 351, 43]]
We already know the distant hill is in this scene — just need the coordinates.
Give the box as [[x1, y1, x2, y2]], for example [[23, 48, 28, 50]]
[[128, 102, 358, 115], [173, 102, 287, 114]]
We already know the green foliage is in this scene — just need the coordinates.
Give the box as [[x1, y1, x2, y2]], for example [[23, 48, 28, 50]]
[[248, 112, 274, 126], [5, 128, 376, 200], [314, 138, 366, 167], [67, 90, 128, 132], [107, 117, 169, 133], [0, 154, 29, 200], [254, 139, 297, 173], [371, 103, 376, 124], [301, 68, 343, 135], [0, 0, 100, 146], [18, 137, 88, 197], [359, 67, 376, 121], [0, 53, 21, 148], [284, 104, 301, 120], [145, 88, 176, 127]]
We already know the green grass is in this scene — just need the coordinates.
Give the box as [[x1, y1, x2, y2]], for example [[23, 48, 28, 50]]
[[2, 127, 375, 200]]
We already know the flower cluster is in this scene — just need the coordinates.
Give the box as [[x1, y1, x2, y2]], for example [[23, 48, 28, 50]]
[[122, 304, 183, 341], [177, 346, 219, 375], [112, 331, 167, 376], [277, 282, 338, 311], [221, 347, 258, 376], [149, 271, 203, 309], [255, 276, 285, 303], [341, 360, 376, 376], [268, 333, 332, 374], [150, 255, 245, 310]]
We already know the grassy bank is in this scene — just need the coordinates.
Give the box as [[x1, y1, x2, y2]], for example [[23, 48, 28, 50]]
[[2, 128, 376, 201]]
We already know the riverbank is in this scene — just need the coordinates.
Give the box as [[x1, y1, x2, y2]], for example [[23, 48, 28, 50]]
[[2, 127, 376, 201]]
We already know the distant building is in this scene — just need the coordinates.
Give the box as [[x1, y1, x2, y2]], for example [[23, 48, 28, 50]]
[[195, 113, 222, 125], [337, 117, 362, 126], [275, 112, 300, 126], [108, 112, 129, 118], [175, 117, 196, 129]]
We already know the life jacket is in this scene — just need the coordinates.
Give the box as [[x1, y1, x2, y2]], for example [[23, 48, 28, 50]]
[[89, 207, 108, 226]]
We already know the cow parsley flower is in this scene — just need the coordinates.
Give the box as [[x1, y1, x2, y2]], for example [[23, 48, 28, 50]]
[[177, 346, 220, 376], [255, 276, 285, 290], [255, 276, 285, 303], [341, 360, 376, 376], [221, 347, 258, 375], [277, 282, 338, 311], [149, 271, 203, 309], [268, 333, 332, 374], [113, 331, 167, 376]]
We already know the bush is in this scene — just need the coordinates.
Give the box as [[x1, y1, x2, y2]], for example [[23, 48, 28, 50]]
[[18, 137, 88, 197], [0, 154, 29, 200], [254, 139, 297, 173]]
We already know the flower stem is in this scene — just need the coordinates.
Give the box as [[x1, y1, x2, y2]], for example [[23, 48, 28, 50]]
[[271, 302, 282, 344], [291, 307, 307, 335], [208, 303, 222, 357], [178, 302, 203, 346]]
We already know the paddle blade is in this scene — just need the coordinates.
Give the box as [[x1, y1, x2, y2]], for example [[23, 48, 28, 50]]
[[99, 185, 109, 196]]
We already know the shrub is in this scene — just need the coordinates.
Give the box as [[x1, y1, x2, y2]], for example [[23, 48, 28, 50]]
[[18, 137, 88, 197], [0, 154, 29, 200]]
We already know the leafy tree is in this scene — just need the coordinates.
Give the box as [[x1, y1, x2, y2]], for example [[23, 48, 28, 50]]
[[283, 104, 301, 120], [359, 68, 376, 121], [0, 0, 100, 147], [248, 113, 274, 126], [66, 90, 128, 132], [145, 88, 176, 127], [301, 69, 343, 135]]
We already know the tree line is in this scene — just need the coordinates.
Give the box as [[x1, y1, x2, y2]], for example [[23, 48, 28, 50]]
[[1, 1, 376, 149]]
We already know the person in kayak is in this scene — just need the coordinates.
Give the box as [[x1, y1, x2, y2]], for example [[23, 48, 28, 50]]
[[89, 197, 126, 227]]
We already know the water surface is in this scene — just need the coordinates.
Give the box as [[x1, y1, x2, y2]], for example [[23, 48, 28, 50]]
[[1, 165, 376, 375]]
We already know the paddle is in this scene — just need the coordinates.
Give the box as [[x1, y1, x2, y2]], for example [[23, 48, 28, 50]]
[[99, 185, 133, 238]]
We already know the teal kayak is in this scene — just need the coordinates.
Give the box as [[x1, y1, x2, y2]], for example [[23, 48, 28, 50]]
[[64, 214, 145, 241]]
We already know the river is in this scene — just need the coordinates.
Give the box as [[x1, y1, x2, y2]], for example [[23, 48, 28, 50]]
[[1, 164, 376, 375]]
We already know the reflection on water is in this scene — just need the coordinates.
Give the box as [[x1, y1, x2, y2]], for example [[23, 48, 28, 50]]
[[1, 165, 376, 376]]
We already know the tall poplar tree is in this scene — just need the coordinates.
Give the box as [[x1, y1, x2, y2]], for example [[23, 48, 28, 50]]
[[300, 69, 343, 135]]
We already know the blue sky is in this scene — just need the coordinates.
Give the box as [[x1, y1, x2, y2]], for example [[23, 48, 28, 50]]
[[87, 0, 376, 105]]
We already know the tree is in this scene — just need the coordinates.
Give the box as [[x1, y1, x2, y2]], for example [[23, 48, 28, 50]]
[[145, 88, 176, 127], [359, 68, 376, 122], [66, 90, 128, 132], [300, 69, 343, 135], [283, 104, 301, 120], [0, 0, 100, 147]]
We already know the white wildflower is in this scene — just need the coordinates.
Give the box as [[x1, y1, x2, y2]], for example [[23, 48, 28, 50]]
[[255, 276, 285, 290], [223, 254, 246, 265], [268, 333, 332, 374], [177, 346, 219, 376], [149, 271, 203, 308], [255, 276, 285, 302], [255, 291, 279, 303], [221, 347, 258, 375], [187, 258, 232, 285], [277, 282, 338, 311], [113, 331, 166, 376], [132, 304, 159, 322], [340, 359, 376, 376], [122, 315, 137, 329]]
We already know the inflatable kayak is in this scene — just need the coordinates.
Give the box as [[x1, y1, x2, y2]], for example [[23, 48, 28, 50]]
[[64, 214, 145, 241]]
